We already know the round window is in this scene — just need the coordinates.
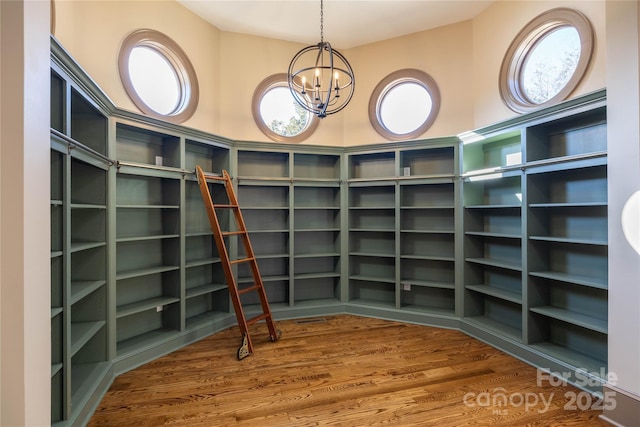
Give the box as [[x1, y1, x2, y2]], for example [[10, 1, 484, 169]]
[[252, 74, 319, 143], [499, 8, 594, 113], [128, 46, 181, 115], [369, 69, 440, 141], [118, 29, 199, 123]]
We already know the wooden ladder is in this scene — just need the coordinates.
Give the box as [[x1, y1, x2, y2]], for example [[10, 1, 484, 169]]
[[195, 166, 280, 359]]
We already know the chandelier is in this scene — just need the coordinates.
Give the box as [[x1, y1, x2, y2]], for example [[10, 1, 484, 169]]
[[287, 0, 355, 118]]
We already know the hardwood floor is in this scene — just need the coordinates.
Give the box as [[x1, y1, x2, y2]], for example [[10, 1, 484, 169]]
[[88, 315, 609, 426]]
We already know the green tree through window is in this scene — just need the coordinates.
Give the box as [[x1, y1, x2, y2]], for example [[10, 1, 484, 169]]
[[253, 74, 319, 142], [269, 102, 309, 137]]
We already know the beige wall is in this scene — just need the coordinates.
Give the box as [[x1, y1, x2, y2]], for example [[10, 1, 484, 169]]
[[54, 0, 221, 133], [342, 19, 475, 146], [217, 31, 346, 146], [53, 0, 607, 145]]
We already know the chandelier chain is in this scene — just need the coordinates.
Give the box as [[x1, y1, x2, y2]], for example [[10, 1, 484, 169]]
[[320, 0, 324, 43]]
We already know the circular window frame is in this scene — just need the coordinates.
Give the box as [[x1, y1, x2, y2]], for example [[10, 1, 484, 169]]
[[368, 69, 441, 141], [499, 8, 594, 113], [252, 73, 319, 143], [118, 29, 199, 123]]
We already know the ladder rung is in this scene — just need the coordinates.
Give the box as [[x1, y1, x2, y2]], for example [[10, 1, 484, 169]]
[[200, 173, 225, 181], [247, 313, 271, 326], [230, 257, 255, 265], [223, 230, 248, 237], [238, 284, 259, 295], [214, 204, 239, 209]]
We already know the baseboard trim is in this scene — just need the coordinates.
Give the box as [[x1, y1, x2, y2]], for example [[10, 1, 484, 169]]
[[600, 384, 640, 426], [459, 319, 606, 395]]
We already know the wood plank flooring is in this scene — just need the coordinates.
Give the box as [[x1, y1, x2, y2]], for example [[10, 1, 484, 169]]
[[88, 315, 609, 426]]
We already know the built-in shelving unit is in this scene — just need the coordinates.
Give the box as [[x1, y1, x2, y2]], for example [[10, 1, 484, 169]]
[[348, 180, 397, 308], [50, 146, 65, 424], [184, 138, 231, 330], [50, 63, 110, 426], [112, 135, 182, 359], [234, 148, 343, 312], [461, 97, 608, 390], [50, 39, 609, 426], [114, 170, 182, 356], [68, 155, 109, 412], [463, 171, 524, 341], [347, 144, 458, 317], [292, 153, 341, 306], [116, 122, 180, 169], [400, 180, 456, 315], [524, 106, 608, 375], [236, 149, 291, 310]]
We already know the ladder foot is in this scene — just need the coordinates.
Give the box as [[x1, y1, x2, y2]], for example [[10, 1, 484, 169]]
[[237, 334, 250, 360], [270, 329, 282, 342]]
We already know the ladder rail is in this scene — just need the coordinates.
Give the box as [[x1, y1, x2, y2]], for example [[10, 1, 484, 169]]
[[195, 166, 279, 359]]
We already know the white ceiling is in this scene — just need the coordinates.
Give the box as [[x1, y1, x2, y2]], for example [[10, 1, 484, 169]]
[[177, 0, 495, 49]]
